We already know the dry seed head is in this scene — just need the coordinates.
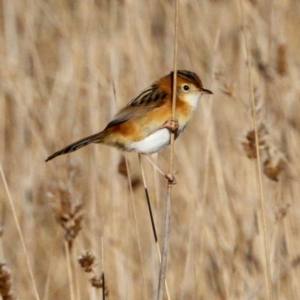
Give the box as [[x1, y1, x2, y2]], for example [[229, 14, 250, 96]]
[[214, 70, 224, 81], [0, 262, 15, 300], [252, 48, 274, 80], [241, 122, 269, 159], [215, 70, 235, 97], [90, 274, 109, 295], [240, 121, 286, 181], [90, 275, 103, 289], [272, 203, 291, 222], [219, 82, 235, 97], [78, 251, 96, 273], [263, 145, 285, 181], [78, 252, 108, 295], [49, 187, 84, 242]]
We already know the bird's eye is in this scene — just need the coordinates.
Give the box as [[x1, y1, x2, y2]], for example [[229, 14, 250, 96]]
[[183, 84, 190, 91]]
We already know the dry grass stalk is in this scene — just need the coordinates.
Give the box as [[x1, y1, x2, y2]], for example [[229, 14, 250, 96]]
[[0, 166, 41, 300], [276, 44, 288, 76], [238, 0, 273, 297], [0, 262, 14, 300], [157, 0, 179, 298]]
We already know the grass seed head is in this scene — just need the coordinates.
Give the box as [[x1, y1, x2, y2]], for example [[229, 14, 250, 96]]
[[90, 274, 109, 295], [272, 203, 291, 222], [263, 146, 285, 181], [78, 251, 96, 273], [49, 186, 84, 243], [0, 262, 14, 300], [241, 122, 269, 159], [90, 275, 103, 289]]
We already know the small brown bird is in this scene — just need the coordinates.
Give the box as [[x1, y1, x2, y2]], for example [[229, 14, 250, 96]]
[[46, 70, 212, 163]]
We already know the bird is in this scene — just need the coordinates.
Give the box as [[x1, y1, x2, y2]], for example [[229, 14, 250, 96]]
[[46, 70, 212, 180]]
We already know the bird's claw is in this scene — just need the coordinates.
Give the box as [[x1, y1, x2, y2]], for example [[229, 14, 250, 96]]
[[162, 119, 179, 133], [164, 171, 177, 185]]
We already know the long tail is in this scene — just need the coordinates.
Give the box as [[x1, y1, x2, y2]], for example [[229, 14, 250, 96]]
[[45, 132, 103, 162]]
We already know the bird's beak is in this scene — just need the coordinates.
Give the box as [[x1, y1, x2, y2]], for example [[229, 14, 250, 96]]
[[201, 88, 213, 95]]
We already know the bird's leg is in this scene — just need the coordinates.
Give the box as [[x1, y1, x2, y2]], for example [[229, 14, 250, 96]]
[[161, 119, 179, 133], [158, 119, 179, 183], [144, 155, 177, 184]]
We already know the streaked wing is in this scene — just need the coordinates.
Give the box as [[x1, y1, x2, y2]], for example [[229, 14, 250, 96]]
[[105, 84, 168, 129]]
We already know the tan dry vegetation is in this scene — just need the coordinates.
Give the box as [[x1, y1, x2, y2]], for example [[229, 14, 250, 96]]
[[1, 0, 300, 299]]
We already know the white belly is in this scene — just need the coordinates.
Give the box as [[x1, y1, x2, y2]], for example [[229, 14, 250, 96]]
[[126, 129, 171, 154]]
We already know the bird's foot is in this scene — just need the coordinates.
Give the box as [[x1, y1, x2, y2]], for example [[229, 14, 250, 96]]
[[162, 119, 179, 133], [164, 171, 178, 185]]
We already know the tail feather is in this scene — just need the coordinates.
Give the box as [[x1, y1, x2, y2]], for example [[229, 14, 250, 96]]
[[45, 133, 102, 162]]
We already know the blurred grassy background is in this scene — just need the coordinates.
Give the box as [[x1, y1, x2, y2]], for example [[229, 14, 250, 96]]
[[1, 0, 300, 299]]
